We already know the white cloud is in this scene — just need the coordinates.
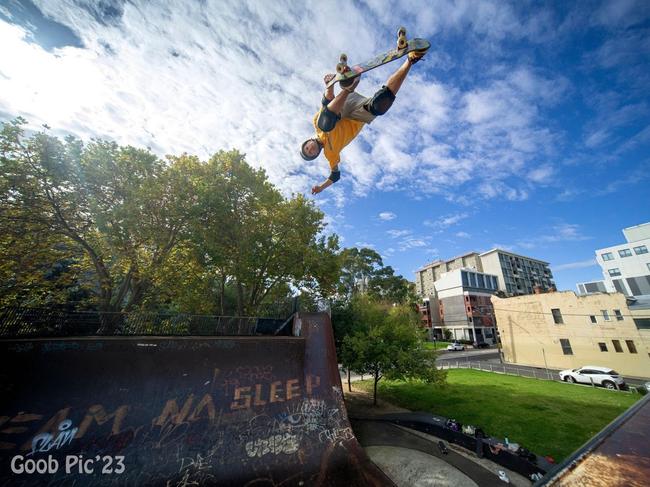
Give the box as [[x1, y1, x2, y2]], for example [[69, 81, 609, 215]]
[[0, 0, 574, 206], [387, 229, 411, 238], [355, 242, 375, 249], [425, 212, 469, 229], [378, 211, 396, 221], [455, 231, 470, 238]]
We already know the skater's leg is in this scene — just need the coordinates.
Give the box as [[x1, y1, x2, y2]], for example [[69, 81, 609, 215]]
[[384, 50, 426, 96]]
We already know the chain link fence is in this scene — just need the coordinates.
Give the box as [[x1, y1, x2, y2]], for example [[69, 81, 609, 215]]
[[0, 304, 298, 338], [439, 360, 642, 394]]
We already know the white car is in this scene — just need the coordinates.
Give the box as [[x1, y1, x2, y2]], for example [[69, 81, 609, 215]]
[[446, 342, 465, 351], [559, 366, 626, 390]]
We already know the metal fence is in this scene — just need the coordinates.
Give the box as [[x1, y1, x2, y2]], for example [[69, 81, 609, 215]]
[[438, 360, 640, 393], [0, 307, 293, 338]]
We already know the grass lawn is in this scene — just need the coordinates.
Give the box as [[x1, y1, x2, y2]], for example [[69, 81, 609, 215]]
[[354, 369, 640, 461], [423, 341, 452, 351]]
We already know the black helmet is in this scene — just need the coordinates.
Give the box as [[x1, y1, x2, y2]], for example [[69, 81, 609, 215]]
[[300, 139, 322, 161]]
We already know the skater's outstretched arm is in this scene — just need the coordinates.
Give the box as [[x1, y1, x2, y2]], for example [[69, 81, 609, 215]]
[[312, 165, 340, 194]]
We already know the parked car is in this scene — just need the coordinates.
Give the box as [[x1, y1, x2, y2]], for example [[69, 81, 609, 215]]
[[473, 342, 490, 349], [446, 341, 465, 351], [558, 366, 626, 390]]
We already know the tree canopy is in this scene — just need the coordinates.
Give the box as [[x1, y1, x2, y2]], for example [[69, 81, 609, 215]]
[[0, 119, 340, 316]]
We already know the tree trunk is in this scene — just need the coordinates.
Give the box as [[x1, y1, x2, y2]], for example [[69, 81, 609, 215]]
[[236, 281, 245, 317], [218, 271, 226, 315], [347, 369, 351, 393], [373, 370, 379, 406]]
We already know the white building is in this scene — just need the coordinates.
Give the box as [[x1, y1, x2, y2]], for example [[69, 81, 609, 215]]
[[595, 222, 650, 297], [576, 280, 607, 295], [433, 268, 499, 344]]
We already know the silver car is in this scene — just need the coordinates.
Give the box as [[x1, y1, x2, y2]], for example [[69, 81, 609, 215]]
[[559, 366, 626, 390]]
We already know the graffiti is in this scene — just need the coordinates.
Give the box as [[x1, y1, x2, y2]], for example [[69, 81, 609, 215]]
[[318, 426, 355, 445], [228, 365, 274, 382], [245, 433, 299, 458], [0, 316, 376, 486], [28, 420, 78, 456], [230, 376, 320, 410]]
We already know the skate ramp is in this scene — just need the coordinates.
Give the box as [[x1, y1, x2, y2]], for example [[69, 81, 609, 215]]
[[0, 312, 393, 486]]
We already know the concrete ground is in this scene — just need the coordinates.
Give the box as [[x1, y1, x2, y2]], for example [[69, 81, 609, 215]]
[[365, 446, 478, 487], [344, 385, 530, 487]]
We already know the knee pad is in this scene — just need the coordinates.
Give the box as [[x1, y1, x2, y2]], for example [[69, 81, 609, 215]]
[[367, 86, 396, 116], [317, 107, 340, 132]]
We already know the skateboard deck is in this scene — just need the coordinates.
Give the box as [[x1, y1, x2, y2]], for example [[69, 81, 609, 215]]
[[326, 37, 430, 90]]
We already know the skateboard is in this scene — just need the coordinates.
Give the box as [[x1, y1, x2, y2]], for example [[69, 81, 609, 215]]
[[326, 27, 430, 90]]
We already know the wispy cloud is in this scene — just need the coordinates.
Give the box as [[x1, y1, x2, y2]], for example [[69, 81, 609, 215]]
[[515, 223, 592, 249], [387, 229, 411, 238], [378, 211, 396, 221], [553, 259, 598, 272], [424, 212, 469, 229]]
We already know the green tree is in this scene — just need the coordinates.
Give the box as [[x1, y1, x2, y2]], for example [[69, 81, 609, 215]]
[[342, 298, 445, 405], [190, 150, 339, 316], [0, 119, 193, 315]]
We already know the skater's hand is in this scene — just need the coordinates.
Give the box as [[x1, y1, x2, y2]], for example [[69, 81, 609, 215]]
[[311, 184, 322, 195], [323, 73, 336, 85]]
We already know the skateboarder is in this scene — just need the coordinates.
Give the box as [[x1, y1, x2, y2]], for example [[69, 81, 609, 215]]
[[301, 50, 426, 195]]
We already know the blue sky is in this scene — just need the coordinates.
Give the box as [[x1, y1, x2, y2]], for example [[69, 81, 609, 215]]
[[1, 0, 648, 292]]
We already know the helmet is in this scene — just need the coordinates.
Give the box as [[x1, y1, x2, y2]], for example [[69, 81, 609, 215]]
[[300, 139, 322, 161]]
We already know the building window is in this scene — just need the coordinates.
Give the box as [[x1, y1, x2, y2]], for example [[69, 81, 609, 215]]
[[608, 268, 621, 277], [614, 309, 623, 321], [612, 340, 623, 353], [469, 273, 477, 287], [560, 339, 573, 355], [625, 340, 637, 354], [589, 315, 597, 324], [601, 252, 614, 261], [598, 342, 608, 352], [492, 276, 498, 289], [477, 274, 485, 288], [633, 245, 648, 255], [551, 308, 564, 324], [618, 249, 632, 258], [601, 310, 610, 321], [635, 318, 650, 329]]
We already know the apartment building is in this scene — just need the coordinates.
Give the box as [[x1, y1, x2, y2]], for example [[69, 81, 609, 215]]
[[415, 252, 482, 297], [434, 268, 499, 344], [576, 280, 607, 295], [492, 291, 650, 378], [479, 249, 555, 296], [595, 222, 650, 297]]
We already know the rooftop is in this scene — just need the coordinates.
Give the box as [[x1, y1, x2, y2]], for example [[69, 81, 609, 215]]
[[479, 248, 550, 265]]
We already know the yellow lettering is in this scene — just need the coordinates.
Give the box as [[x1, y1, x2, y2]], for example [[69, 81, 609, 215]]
[[231, 386, 252, 410]]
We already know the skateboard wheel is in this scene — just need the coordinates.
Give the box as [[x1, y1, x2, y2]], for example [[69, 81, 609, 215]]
[[339, 53, 348, 64], [336, 62, 346, 74], [397, 27, 407, 49]]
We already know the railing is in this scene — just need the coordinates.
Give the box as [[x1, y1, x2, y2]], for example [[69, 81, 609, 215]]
[[438, 361, 640, 393], [0, 306, 296, 338]]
